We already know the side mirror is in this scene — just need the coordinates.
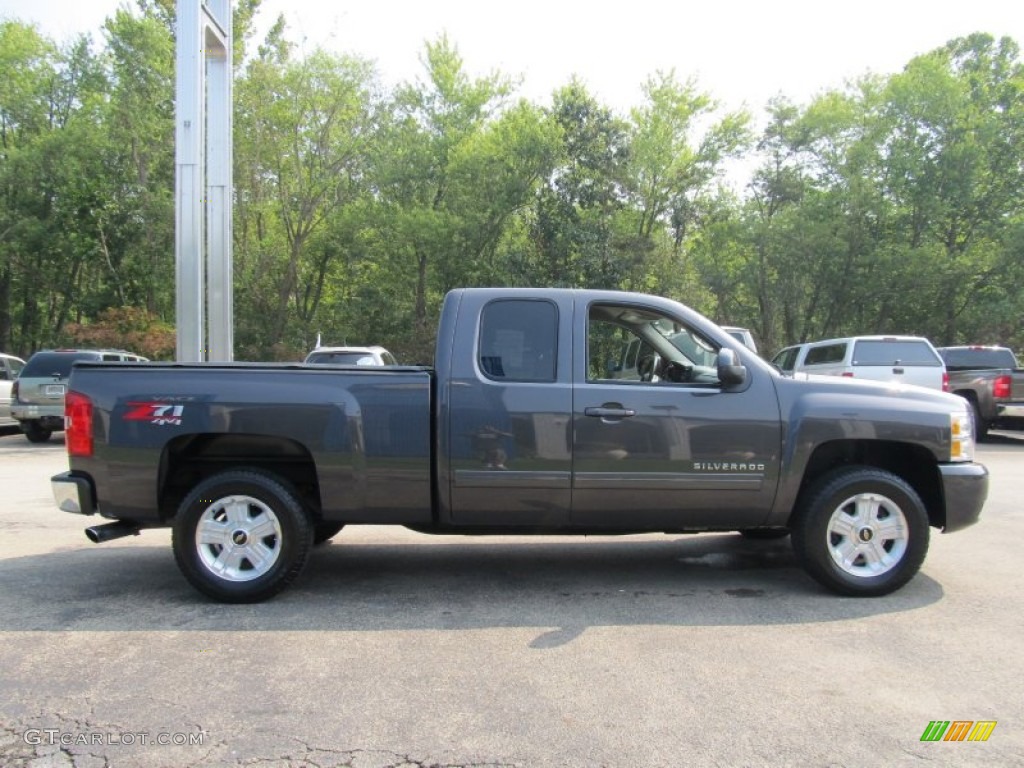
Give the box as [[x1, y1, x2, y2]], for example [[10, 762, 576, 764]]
[[717, 347, 747, 387]]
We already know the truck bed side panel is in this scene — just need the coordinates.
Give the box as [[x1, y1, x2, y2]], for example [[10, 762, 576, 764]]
[[69, 364, 433, 524]]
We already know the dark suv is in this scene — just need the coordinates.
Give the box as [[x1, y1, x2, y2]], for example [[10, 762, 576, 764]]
[[12, 349, 147, 442]]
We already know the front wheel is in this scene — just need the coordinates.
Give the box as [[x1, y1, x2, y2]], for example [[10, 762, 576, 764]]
[[970, 400, 990, 442], [172, 470, 313, 603], [791, 467, 929, 597]]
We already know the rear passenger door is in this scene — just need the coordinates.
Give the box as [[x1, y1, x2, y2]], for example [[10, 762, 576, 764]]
[[445, 294, 574, 526]]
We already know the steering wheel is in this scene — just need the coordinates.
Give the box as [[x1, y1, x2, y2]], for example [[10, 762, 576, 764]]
[[661, 361, 693, 383], [638, 355, 657, 382]]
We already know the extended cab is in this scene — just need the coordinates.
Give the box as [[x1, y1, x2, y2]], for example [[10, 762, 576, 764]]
[[51, 289, 988, 602], [938, 345, 1024, 440]]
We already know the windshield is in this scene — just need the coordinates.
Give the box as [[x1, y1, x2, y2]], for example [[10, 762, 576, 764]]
[[651, 320, 718, 367]]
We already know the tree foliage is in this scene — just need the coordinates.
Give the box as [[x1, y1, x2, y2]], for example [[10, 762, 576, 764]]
[[1, 6, 1021, 362]]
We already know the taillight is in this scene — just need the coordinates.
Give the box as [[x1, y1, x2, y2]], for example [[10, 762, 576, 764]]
[[993, 375, 1011, 399], [11, 379, 19, 400], [65, 390, 94, 457], [841, 372, 854, 377], [942, 372, 949, 392]]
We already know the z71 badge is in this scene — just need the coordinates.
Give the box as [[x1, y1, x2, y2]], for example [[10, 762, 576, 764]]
[[123, 402, 185, 426]]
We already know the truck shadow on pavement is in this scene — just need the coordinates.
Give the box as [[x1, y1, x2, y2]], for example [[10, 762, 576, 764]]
[[0, 532, 943, 640]]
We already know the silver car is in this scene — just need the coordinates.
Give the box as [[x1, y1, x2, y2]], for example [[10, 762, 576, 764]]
[[12, 349, 147, 442], [0, 352, 27, 427]]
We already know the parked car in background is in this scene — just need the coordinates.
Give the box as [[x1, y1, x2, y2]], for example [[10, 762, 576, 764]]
[[937, 345, 1024, 441], [721, 326, 758, 354], [12, 349, 148, 442], [771, 335, 947, 391], [304, 346, 397, 366], [0, 352, 27, 427]]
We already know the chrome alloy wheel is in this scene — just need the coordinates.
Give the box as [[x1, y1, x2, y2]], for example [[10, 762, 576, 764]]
[[195, 495, 283, 582], [826, 492, 909, 578]]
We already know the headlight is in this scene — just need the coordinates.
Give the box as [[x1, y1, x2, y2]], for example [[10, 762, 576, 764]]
[[950, 411, 974, 462]]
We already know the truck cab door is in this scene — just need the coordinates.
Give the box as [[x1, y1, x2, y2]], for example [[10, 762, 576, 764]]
[[571, 300, 782, 529], [442, 292, 574, 527]]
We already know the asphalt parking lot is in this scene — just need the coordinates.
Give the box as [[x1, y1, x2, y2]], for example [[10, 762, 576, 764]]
[[0, 427, 1021, 767]]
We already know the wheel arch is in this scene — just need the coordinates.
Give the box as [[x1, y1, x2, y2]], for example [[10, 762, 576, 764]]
[[157, 433, 322, 523], [790, 440, 944, 529]]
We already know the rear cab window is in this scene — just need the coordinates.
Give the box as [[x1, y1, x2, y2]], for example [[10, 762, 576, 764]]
[[939, 348, 1016, 370], [852, 340, 941, 367], [22, 352, 100, 378]]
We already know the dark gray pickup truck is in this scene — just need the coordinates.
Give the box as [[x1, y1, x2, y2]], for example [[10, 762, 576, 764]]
[[51, 288, 988, 602]]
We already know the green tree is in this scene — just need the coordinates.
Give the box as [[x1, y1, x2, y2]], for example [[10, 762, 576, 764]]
[[363, 36, 556, 359], [880, 34, 1024, 344], [525, 80, 631, 288], [233, 36, 378, 357]]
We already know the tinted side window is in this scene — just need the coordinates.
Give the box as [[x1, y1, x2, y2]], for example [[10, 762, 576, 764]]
[[478, 300, 557, 382], [773, 347, 799, 372], [853, 340, 940, 366], [804, 343, 847, 366]]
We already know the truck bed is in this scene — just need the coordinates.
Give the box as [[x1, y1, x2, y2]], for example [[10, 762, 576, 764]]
[[68, 362, 436, 525]]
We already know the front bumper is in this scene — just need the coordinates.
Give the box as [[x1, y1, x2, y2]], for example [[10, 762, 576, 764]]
[[52, 471, 96, 516], [939, 462, 988, 533]]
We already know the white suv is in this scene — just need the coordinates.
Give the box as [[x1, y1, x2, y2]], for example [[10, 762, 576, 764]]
[[304, 346, 397, 366], [772, 335, 947, 390]]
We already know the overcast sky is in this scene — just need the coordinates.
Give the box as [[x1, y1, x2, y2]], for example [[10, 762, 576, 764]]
[[4, 0, 1022, 117]]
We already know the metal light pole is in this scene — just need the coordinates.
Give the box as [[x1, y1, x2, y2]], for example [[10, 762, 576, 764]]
[[175, 0, 233, 362]]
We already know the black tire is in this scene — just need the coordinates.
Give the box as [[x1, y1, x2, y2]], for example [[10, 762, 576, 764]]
[[739, 528, 790, 540], [172, 470, 313, 603], [970, 400, 990, 442], [791, 466, 929, 597], [313, 522, 345, 546], [24, 422, 52, 443]]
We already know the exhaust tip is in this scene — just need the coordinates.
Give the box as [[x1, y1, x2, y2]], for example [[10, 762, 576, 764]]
[[85, 522, 141, 544]]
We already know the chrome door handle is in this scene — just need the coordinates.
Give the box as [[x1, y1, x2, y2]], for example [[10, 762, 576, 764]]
[[584, 406, 636, 418]]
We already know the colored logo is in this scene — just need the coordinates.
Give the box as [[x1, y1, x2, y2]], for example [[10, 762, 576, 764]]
[[123, 402, 185, 426], [920, 721, 997, 742]]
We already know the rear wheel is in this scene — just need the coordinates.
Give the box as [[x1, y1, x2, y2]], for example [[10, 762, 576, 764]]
[[791, 466, 929, 596], [172, 470, 313, 603], [23, 421, 52, 443]]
